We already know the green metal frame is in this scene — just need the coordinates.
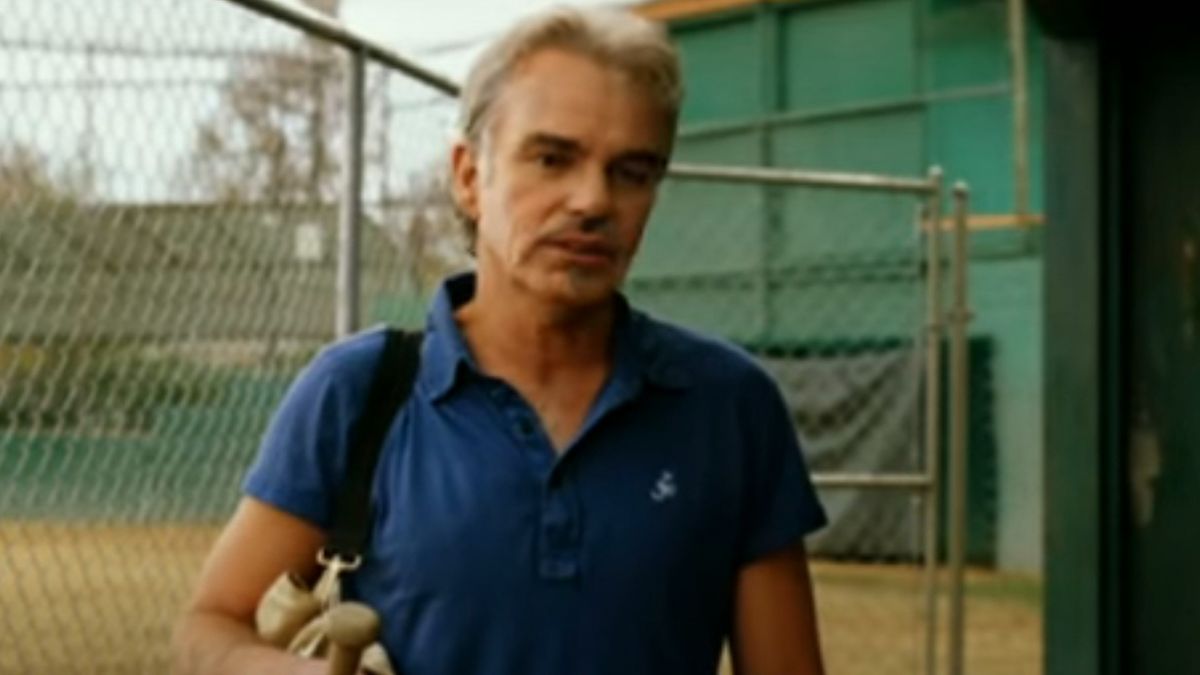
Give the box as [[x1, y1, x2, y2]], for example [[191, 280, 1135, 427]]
[[1042, 37, 1123, 675]]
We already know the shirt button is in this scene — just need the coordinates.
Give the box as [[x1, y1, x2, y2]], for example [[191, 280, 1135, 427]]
[[539, 557, 579, 580], [542, 505, 568, 528], [516, 417, 536, 438]]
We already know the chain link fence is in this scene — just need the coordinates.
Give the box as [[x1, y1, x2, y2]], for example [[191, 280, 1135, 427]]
[[0, 1, 460, 671], [0, 1, 1036, 674], [636, 166, 940, 675]]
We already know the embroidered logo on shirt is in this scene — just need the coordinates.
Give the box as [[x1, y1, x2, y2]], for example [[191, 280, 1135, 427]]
[[650, 470, 677, 503]]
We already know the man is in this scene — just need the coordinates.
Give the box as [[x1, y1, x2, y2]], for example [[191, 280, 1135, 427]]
[[173, 7, 826, 675]]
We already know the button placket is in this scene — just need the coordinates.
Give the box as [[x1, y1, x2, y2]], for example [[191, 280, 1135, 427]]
[[538, 473, 581, 581], [515, 416, 537, 440], [484, 379, 554, 471]]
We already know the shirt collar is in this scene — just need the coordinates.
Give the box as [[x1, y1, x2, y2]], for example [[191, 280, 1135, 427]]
[[419, 272, 479, 402], [418, 272, 693, 403], [611, 294, 693, 393]]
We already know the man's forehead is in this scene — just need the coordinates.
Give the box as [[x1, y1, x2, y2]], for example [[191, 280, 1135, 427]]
[[488, 49, 672, 151], [504, 51, 626, 107]]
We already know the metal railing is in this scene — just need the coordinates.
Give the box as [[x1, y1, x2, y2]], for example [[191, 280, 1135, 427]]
[[663, 161, 972, 675]]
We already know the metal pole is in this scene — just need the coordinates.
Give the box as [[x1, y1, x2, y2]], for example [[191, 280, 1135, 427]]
[[755, 4, 780, 345], [946, 182, 972, 675], [812, 473, 932, 490], [1007, 0, 1031, 238], [667, 162, 936, 195], [83, 40, 96, 192], [220, 0, 460, 96], [337, 48, 365, 338], [922, 166, 945, 675]]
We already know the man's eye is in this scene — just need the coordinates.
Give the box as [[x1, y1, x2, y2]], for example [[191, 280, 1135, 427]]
[[613, 164, 654, 187], [537, 152, 569, 169]]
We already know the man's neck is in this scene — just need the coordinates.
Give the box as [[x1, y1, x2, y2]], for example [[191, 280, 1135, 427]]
[[455, 273, 616, 386]]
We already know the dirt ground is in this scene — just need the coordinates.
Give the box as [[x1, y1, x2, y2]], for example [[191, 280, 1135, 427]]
[[803, 562, 1042, 675], [0, 522, 1041, 674]]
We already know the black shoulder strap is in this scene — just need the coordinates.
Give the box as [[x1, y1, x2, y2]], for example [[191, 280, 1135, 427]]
[[325, 328, 423, 561]]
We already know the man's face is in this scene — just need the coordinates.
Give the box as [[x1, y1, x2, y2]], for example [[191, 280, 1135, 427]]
[[453, 48, 673, 309]]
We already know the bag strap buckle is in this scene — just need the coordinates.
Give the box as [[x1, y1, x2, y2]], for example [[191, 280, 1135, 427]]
[[317, 548, 363, 572], [314, 548, 363, 608]]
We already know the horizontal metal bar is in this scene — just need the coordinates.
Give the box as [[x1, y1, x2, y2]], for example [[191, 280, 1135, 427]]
[[626, 259, 921, 292], [667, 162, 936, 194], [220, 0, 461, 96], [678, 83, 1012, 141], [812, 472, 933, 490], [0, 36, 298, 59]]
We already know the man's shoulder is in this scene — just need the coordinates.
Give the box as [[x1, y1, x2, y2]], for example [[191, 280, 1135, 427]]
[[301, 325, 392, 392], [635, 310, 774, 392]]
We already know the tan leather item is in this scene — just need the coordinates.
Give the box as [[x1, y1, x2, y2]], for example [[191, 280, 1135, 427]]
[[255, 564, 395, 674], [256, 572, 322, 647]]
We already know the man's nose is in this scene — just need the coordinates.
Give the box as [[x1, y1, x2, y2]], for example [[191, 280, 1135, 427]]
[[566, 164, 613, 220]]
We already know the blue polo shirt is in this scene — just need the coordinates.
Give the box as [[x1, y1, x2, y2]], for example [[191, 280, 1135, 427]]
[[244, 273, 826, 675]]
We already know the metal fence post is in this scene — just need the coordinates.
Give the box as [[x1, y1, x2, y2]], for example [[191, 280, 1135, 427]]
[[922, 166, 945, 675], [946, 181, 972, 675], [337, 47, 366, 338], [1007, 0, 1032, 248]]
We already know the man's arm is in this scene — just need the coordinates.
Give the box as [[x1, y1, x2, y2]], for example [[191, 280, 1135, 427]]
[[171, 497, 328, 675], [730, 541, 825, 675]]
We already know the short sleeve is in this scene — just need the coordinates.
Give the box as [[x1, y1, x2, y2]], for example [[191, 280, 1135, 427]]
[[242, 331, 385, 528], [737, 367, 828, 564]]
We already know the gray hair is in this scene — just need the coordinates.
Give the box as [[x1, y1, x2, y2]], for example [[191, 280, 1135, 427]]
[[459, 6, 683, 146], [452, 7, 682, 252]]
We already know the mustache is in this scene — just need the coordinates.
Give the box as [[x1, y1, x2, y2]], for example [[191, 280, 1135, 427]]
[[537, 215, 616, 243]]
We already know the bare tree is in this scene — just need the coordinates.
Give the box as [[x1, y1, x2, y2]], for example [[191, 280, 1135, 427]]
[[181, 0, 471, 290], [185, 0, 343, 204], [0, 143, 92, 206], [376, 161, 470, 294]]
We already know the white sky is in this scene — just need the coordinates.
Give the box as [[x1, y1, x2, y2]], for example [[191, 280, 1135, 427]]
[[341, 0, 629, 52], [0, 0, 636, 201], [340, 0, 632, 80]]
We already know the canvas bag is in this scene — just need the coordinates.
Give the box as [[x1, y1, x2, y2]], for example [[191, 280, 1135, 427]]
[[254, 329, 422, 674]]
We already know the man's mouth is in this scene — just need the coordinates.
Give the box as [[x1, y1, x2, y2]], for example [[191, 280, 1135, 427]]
[[545, 237, 617, 266]]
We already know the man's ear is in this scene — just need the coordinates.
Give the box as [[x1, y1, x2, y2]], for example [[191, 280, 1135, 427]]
[[450, 140, 481, 222]]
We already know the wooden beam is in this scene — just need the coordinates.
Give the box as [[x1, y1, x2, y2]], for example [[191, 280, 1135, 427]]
[[942, 213, 1047, 231], [633, 0, 797, 23], [918, 213, 1047, 232]]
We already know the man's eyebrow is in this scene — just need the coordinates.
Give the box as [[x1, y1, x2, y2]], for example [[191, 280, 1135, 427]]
[[615, 150, 669, 168], [520, 133, 667, 166], [520, 133, 581, 153]]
